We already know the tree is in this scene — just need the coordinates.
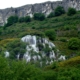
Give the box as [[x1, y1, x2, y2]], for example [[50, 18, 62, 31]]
[[47, 12, 55, 18], [19, 17, 25, 23], [45, 29, 56, 41], [33, 13, 45, 21], [67, 7, 76, 16], [6, 15, 18, 26], [54, 6, 65, 16], [68, 38, 80, 50], [24, 16, 31, 22], [6, 39, 26, 60]]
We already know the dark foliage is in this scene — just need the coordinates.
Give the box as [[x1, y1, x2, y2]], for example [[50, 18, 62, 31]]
[[6, 15, 18, 26], [24, 16, 31, 22], [18, 17, 25, 23], [54, 6, 65, 16], [67, 7, 76, 16], [45, 29, 56, 41], [0, 56, 80, 80], [68, 38, 80, 50], [6, 40, 26, 59], [47, 12, 55, 18], [33, 13, 45, 21]]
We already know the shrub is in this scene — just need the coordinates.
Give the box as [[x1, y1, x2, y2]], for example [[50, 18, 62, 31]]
[[47, 12, 55, 18], [6, 39, 26, 59], [33, 13, 45, 21], [67, 7, 76, 16], [18, 17, 25, 23], [54, 6, 65, 16], [45, 29, 56, 41], [68, 38, 80, 50], [24, 16, 31, 22], [6, 15, 18, 26]]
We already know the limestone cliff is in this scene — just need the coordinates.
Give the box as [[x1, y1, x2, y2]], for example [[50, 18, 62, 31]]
[[0, 0, 80, 26], [5, 35, 65, 66]]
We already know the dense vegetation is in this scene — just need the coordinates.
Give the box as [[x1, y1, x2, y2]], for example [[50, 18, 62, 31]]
[[0, 56, 80, 80], [6, 39, 27, 60], [0, 6, 80, 80], [45, 29, 56, 41], [68, 38, 80, 50], [54, 6, 65, 16], [0, 7, 80, 56], [67, 7, 77, 16]]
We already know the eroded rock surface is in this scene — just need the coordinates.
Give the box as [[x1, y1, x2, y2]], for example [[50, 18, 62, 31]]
[[0, 0, 80, 26]]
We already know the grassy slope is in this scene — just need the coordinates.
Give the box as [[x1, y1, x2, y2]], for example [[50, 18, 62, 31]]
[[0, 12, 80, 56], [0, 11, 80, 80], [44, 56, 80, 80]]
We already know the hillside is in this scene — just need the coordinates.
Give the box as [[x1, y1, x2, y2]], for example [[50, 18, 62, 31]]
[[0, 8, 80, 80], [0, 0, 80, 26], [0, 11, 80, 56]]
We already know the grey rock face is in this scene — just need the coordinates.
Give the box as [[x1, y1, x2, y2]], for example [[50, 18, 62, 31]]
[[0, 0, 80, 26], [5, 35, 65, 66], [63, 0, 80, 11]]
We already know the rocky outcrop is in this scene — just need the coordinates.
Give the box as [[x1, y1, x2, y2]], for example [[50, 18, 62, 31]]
[[5, 35, 65, 66], [0, 0, 80, 26], [63, 0, 80, 11]]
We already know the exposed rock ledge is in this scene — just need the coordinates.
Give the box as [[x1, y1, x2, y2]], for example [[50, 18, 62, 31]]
[[5, 35, 65, 67], [0, 0, 80, 26]]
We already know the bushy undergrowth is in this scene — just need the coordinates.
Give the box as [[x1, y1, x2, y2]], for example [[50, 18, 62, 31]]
[[0, 11, 80, 57], [0, 6, 80, 80], [68, 38, 80, 50], [6, 39, 26, 60], [0, 55, 80, 80]]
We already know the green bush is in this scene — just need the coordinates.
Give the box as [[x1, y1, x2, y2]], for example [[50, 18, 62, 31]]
[[68, 38, 80, 50], [33, 13, 45, 21], [6, 39, 26, 59], [47, 12, 55, 18], [67, 7, 76, 16], [24, 16, 31, 22], [6, 15, 18, 26], [45, 29, 56, 41], [54, 6, 65, 16], [18, 17, 25, 23]]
